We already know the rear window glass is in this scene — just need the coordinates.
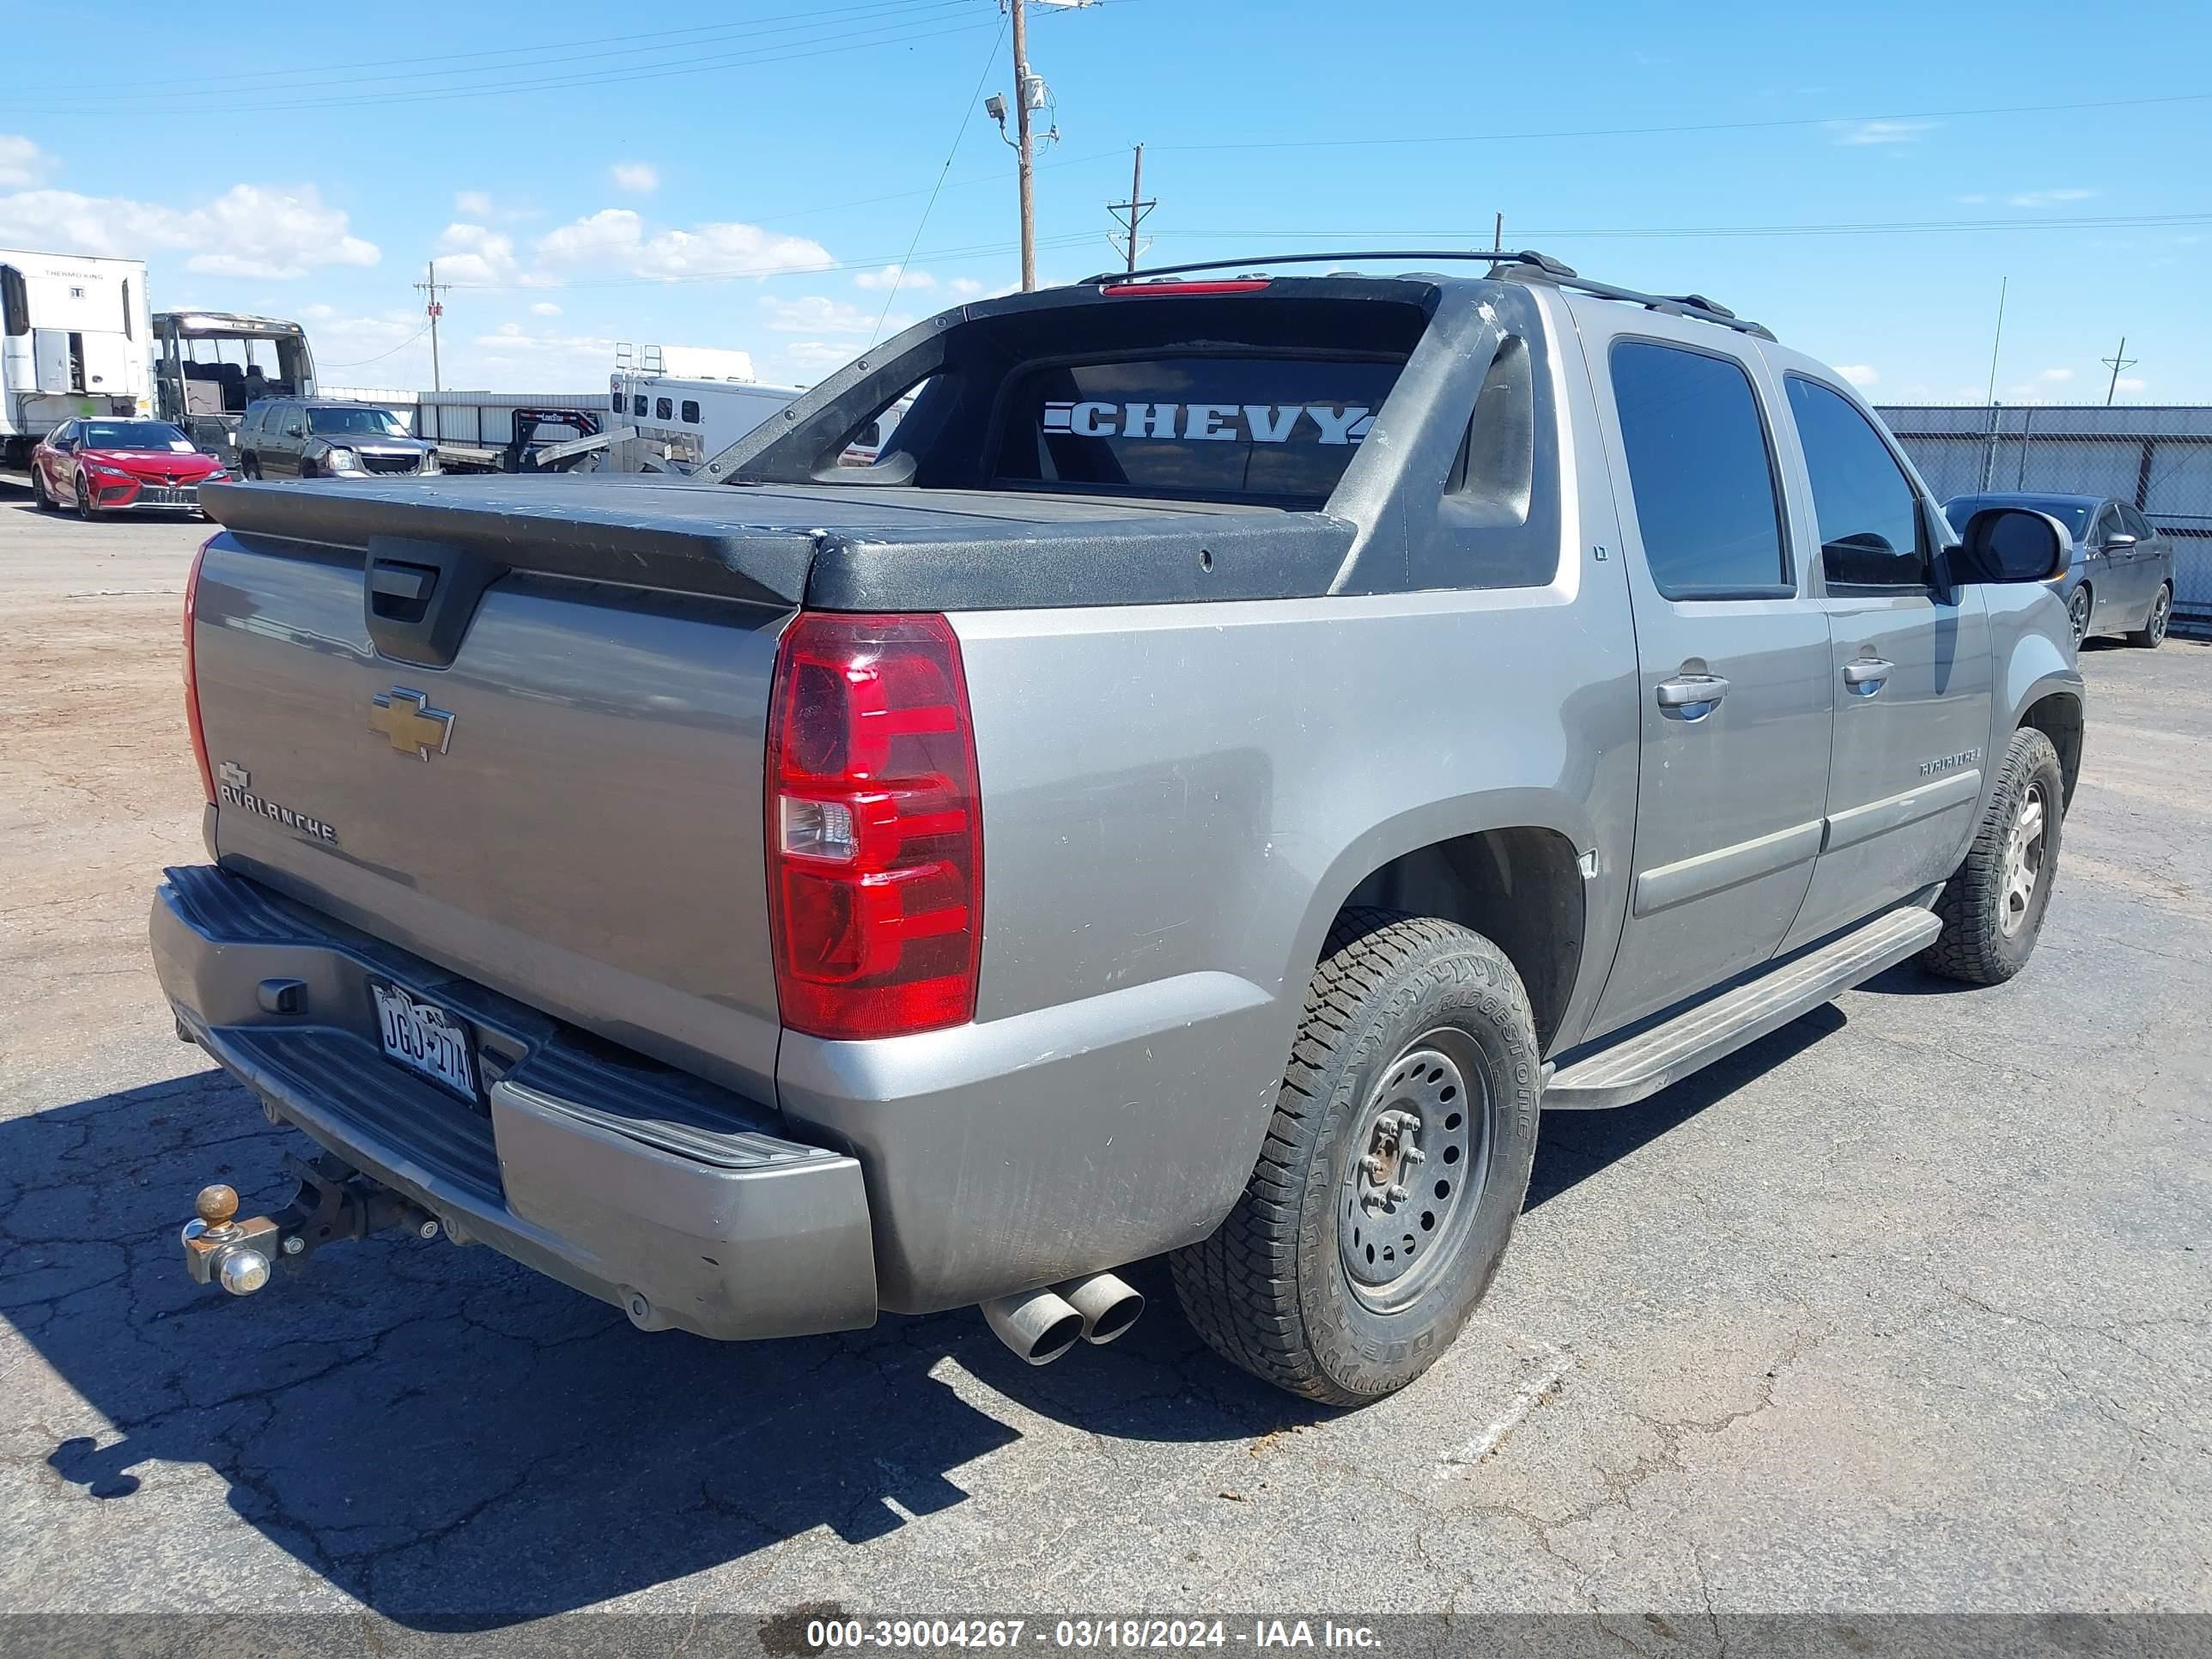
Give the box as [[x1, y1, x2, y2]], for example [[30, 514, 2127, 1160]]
[[993, 355, 1403, 505]]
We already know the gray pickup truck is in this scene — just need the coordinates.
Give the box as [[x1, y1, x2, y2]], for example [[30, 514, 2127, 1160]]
[[156, 252, 2084, 1405]]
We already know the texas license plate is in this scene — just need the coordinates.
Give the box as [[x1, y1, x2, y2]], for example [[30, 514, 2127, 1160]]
[[371, 983, 477, 1097]]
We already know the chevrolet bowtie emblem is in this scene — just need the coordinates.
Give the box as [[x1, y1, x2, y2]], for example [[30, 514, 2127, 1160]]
[[368, 687, 456, 760]]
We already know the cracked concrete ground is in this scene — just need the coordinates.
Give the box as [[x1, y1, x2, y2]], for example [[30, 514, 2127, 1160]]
[[1, 496, 2207, 1628]]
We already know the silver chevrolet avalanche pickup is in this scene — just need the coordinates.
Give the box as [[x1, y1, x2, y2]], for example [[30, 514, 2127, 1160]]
[[156, 252, 2084, 1404]]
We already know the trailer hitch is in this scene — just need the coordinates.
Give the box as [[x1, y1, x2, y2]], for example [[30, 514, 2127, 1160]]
[[180, 1152, 441, 1297]]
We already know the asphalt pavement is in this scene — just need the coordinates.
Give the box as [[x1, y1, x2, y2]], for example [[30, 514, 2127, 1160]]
[[1, 494, 2205, 1636]]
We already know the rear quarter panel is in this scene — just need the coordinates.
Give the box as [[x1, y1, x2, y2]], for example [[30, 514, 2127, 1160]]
[[780, 485, 1641, 1310]]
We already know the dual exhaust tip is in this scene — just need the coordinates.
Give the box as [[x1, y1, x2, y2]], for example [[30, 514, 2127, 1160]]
[[981, 1271, 1145, 1366]]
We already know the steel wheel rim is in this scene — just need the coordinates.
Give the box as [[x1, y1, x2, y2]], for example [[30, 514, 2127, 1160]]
[[2069, 591, 2090, 647], [2000, 780, 2047, 938], [1338, 1028, 1492, 1314]]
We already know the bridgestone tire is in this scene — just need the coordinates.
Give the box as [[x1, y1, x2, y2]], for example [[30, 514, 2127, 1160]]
[[1919, 726, 2065, 986], [1170, 910, 1541, 1405]]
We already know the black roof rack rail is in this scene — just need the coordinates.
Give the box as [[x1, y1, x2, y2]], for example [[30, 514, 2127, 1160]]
[[1081, 249, 1774, 342]]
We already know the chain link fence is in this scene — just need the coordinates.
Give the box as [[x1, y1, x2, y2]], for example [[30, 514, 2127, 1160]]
[[1877, 404, 2212, 634]]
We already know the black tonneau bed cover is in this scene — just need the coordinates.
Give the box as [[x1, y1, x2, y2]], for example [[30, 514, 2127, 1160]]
[[204, 473, 1350, 612]]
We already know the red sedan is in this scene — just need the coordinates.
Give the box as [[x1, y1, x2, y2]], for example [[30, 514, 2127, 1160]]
[[30, 418, 229, 520]]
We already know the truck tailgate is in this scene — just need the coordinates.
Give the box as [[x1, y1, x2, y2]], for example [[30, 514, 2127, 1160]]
[[191, 477, 809, 1096]]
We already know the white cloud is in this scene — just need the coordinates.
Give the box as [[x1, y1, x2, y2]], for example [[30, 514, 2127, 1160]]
[[610, 161, 659, 195], [0, 135, 53, 188], [454, 189, 494, 216], [757, 294, 881, 334], [2008, 188, 2094, 208], [781, 340, 862, 374], [946, 276, 986, 298], [434, 222, 517, 287], [530, 301, 562, 316], [1835, 364, 1880, 387], [1955, 194, 1989, 205], [534, 209, 829, 282], [1829, 118, 1938, 146], [854, 263, 933, 291], [2002, 369, 2081, 404], [0, 181, 377, 278], [2114, 376, 2147, 394], [468, 321, 618, 375]]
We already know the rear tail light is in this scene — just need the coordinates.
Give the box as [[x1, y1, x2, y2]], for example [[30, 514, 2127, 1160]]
[[765, 612, 982, 1040], [184, 537, 216, 805]]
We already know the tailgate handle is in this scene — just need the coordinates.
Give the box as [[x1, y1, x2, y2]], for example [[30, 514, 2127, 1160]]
[[362, 537, 505, 670], [368, 560, 436, 612]]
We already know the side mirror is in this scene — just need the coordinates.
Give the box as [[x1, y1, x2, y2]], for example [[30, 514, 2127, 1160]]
[[2102, 532, 2137, 551], [286, 424, 305, 439], [1954, 507, 2072, 585]]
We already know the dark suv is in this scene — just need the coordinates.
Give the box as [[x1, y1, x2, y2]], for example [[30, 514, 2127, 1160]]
[[237, 399, 436, 482]]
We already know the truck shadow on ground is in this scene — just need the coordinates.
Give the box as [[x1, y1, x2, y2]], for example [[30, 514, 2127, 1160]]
[[9, 1015, 1831, 1627]]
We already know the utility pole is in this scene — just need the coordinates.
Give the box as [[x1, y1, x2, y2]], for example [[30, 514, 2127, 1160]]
[[1492, 211, 1503, 252], [1980, 276, 2008, 491], [1107, 143, 1155, 273], [413, 261, 446, 393], [2100, 336, 2138, 405], [1010, 0, 1036, 291]]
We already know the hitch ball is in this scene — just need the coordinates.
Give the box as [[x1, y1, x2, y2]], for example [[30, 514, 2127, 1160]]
[[217, 1249, 273, 1296], [180, 1183, 280, 1297]]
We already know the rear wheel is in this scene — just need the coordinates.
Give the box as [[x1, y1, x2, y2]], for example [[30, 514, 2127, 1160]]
[[2067, 586, 2093, 648], [2126, 584, 2172, 649], [1170, 910, 1540, 1405], [1919, 726, 2064, 986]]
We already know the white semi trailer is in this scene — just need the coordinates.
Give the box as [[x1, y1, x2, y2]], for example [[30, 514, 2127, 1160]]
[[0, 248, 153, 464]]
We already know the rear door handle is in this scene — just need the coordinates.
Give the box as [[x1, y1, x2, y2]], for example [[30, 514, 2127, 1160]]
[[1843, 658, 1893, 694], [1655, 674, 1729, 717]]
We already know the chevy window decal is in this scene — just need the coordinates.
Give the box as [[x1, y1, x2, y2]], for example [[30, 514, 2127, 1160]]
[[1041, 401, 1376, 446]]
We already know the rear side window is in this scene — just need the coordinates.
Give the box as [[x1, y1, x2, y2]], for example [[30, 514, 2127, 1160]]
[[993, 355, 1403, 506], [1609, 341, 1789, 599], [1785, 376, 1927, 589]]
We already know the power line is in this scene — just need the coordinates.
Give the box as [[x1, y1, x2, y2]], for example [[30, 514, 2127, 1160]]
[[64, 0, 966, 94], [1146, 89, 2212, 155], [0, 15, 993, 116], [319, 321, 434, 370], [870, 10, 1011, 346], [1131, 210, 2212, 243]]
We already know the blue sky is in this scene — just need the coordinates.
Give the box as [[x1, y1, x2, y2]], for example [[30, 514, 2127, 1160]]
[[4, 0, 2206, 401]]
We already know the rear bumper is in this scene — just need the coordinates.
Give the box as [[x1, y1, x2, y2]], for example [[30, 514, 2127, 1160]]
[[149, 865, 877, 1340]]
